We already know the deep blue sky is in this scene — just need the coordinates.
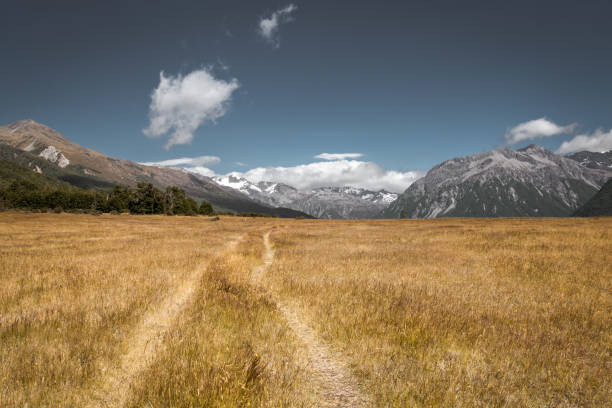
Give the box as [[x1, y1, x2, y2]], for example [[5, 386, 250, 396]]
[[1, 0, 612, 175]]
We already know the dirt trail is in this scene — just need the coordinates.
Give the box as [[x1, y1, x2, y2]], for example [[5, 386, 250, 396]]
[[255, 232, 370, 408], [85, 235, 244, 408]]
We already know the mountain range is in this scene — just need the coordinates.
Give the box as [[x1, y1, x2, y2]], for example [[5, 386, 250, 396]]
[[213, 175, 397, 219], [0, 120, 610, 218]]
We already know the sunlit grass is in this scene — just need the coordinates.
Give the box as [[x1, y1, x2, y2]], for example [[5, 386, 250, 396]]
[[0, 213, 246, 406], [266, 218, 612, 407], [1, 214, 610, 407]]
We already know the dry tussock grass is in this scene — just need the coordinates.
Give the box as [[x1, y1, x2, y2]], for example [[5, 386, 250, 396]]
[[0, 213, 247, 406], [126, 231, 312, 407], [266, 218, 611, 407], [1, 213, 610, 407]]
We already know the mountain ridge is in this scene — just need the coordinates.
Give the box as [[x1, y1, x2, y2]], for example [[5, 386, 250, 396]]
[[0, 120, 312, 218], [384, 144, 611, 218], [212, 174, 398, 219], [566, 149, 612, 170]]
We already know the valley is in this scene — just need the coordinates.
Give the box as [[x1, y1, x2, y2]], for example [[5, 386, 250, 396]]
[[1, 120, 610, 220], [2, 2, 612, 407]]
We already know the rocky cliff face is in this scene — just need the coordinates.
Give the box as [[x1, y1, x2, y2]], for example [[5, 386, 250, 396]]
[[567, 150, 612, 170]]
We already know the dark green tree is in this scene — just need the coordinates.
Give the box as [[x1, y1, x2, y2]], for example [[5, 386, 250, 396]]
[[108, 185, 131, 212], [165, 186, 186, 215], [199, 200, 214, 215], [129, 183, 165, 214]]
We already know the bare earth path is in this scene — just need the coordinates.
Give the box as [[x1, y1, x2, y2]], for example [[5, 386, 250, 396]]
[[84, 235, 244, 408], [255, 232, 371, 408]]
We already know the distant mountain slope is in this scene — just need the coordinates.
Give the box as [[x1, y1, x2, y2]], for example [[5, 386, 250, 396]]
[[212, 175, 397, 219], [384, 145, 611, 218], [0, 158, 74, 191], [0, 144, 116, 190], [286, 187, 397, 219], [213, 175, 304, 207], [573, 179, 612, 217], [0, 120, 311, 217], [566, 150, 612, 170]]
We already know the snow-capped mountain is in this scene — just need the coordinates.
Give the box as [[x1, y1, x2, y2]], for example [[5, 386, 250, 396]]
[[212, 175, 303, 207], [287, 187, 398, 219], [567, 150, 612, 170], [212, 175, 398, 219], [383, 145, 611, 218]]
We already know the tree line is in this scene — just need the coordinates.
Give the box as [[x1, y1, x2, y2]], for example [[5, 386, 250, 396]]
[[0, 181, 214, 216]]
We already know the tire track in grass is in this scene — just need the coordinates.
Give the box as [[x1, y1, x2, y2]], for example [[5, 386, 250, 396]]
[[253, 232, 371, 408], [84, 234, 244, 408]]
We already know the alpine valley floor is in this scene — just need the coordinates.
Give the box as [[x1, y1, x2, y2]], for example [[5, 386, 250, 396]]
[[1, 213, 610, 407]]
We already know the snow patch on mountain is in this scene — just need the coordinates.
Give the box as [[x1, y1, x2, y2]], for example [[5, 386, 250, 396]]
[[213, 175, 262, 195]]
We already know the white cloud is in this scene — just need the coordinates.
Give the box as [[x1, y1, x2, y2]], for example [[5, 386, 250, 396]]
[[225, 160, 422, 192], [556, 128, 612, 154], [143, 68, 239, 150], [315, 153, 364, 160], [258, 4, 297, 47], [234, 161, 247, 167], [140, 155, 221, 167], [505, 117, 577, 145], [186, 166, 217, 178]]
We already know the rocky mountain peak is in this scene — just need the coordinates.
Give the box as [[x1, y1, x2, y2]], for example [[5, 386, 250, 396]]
[[384, 145, 611, 218]]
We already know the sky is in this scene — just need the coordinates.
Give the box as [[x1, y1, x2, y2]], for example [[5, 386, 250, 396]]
[[1, 0, 612, 192]]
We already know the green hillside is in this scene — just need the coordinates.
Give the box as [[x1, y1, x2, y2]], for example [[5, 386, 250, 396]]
[[0, 144, 115, 190]]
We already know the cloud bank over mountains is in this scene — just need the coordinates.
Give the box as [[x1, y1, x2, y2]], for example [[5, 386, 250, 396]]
[[505, 117, 612, 154], [229, 160, 423, 192], [142, 153, 423, 193], [143, 69, 239, 150], [556, 128, 612, 154]]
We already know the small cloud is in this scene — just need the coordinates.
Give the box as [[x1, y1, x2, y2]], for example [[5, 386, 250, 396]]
[[556, 128, 612, 154], [505, 117, 577, 145], [143, 68, 239, 150], [258, 4, 297, 48], [140, 155, 221, 167], [185, 166, 217, 178], [315, 153, 364, 161], [234, 161, 247, 167]]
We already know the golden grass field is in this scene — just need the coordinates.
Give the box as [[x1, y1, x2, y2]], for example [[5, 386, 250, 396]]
[[0, 213, 610, 407]]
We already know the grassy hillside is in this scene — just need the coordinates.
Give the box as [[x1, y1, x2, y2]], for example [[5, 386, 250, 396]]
[[0, 159, 73, 191], [0, 144, 115, 190]]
